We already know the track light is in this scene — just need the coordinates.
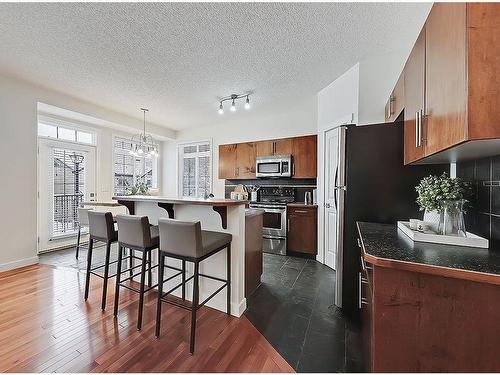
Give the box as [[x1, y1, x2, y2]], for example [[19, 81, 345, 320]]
[[217, 93, 252, 114]]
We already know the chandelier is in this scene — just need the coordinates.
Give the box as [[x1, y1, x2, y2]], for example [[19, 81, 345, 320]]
[[218, 93, 251, 114], [129, 108, 159, 158]]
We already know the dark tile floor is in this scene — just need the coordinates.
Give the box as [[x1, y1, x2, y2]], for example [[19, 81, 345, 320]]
[[244, 254, 364, 373]]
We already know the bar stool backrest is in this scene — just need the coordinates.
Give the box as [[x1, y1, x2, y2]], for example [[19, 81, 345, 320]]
[[88, 211, 115, 241], [77, 207, 93, 227], [116, 214, 153, 249], [158, 218, 202, 258]]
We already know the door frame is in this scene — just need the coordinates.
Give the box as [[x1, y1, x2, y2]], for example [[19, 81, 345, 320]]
[[37, 138, 97, 253], [317, 114, 354, 267]]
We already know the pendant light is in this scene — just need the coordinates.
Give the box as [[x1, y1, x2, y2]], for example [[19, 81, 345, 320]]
[[129, 108, 159, 158]]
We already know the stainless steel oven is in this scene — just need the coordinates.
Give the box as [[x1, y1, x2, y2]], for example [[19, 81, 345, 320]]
[[256, 155, 292, 178], [249, 202, 287, 255]]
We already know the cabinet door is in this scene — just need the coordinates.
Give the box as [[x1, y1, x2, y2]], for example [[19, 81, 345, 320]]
[[218, 144, 237, 179], [287, 208, 317, 254], [425, 3, 467, 156], [292, 135, 317, 178], [274, 138, 292, 155], [256, 140, 274, 157], [403, 27, 426, 164], [236, 142, 256, 179], [392, 72, 405, 121]]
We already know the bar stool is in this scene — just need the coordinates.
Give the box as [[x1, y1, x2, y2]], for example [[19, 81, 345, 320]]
[[156, 218, 232, 354], [76, 207, 93, 259], [113, 214, 163, 330], [84, 211, 118, 310]]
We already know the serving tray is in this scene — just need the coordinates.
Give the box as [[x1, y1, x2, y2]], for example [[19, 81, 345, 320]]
[[397, 221, 489, 249]]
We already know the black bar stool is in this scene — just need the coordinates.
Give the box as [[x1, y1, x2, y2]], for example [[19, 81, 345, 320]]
[[84, 211, 118, 310], [155, 218, 232, 354], [113, 215, 162, 330]]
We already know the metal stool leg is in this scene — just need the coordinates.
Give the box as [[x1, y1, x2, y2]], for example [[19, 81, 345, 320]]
[[182, 259, 186, 300], [84, 238, 94, 301], [101, 241, 112, 310], [155, 253, 165, 338], [147, 250, 152, 288], [190, 261, 200, 354], [129, 248, 133, 278], [137, 250, 148, 330], [76, 226, 81, 259], [227, 243, 231, 315], [114, 245, 124, 317]]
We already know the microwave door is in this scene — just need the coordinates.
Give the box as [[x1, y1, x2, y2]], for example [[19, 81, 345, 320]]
[[257, 161, 281, 176]]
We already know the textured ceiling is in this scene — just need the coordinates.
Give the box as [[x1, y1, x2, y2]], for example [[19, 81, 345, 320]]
[[0, 3, 430, 130]]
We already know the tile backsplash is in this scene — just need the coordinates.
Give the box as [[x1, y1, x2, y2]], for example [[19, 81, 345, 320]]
[[225, 178, 317, 203], [457, 155, 500, 250]]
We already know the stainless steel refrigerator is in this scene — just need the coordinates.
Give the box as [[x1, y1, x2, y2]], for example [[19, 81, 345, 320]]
[[332, 121, 446, 315]]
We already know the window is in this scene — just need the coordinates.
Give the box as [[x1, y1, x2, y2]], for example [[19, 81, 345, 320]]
[[114, 137, 158, 196], [51, 148, 86, 237], [38, 122, 95, 145], [179, 141, 212, 198]]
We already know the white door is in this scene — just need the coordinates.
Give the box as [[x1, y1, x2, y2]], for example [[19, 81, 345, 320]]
[[38, 139, 96, 252], [323, 127, 341, 270]]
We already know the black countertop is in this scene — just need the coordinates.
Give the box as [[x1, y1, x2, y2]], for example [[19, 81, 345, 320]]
[[357, 222, 500, 282]]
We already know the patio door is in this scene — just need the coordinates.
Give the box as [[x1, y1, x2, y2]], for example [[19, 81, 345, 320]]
[[38, 138, 96, 252]]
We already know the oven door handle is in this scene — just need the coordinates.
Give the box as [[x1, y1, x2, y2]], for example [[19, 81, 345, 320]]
[[262, 209, 286, 214]]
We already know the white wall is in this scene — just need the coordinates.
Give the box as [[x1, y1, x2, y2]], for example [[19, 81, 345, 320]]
[[0, 73, 174, 271], [163, 95, 318, 198]]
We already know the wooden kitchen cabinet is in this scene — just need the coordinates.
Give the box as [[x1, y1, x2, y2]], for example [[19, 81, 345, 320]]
[[219, 134, 317, 179], [385, 72, 404, 122], [256, 138, 292, 156], [424, 2, 467, 156], [287, 205, 317, 255], [236, 142, 256, 178], [256, 140, 274, 157], [274, 138, 292, 155], [398, 3, 500, 165], [403, 27, 426, 164], [218, 144, 237, 179], [292, 135, 317, 178]]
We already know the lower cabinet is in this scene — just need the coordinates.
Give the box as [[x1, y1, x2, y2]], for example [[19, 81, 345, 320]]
[[361, 258, 500, 372], [287, 205, 317, 255]]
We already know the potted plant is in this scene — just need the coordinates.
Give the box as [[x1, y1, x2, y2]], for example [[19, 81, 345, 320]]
[[415, 173, 471, 235], [129, 182, 150, 196]]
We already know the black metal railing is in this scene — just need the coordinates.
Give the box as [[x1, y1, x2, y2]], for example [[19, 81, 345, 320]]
[[53, 193, 84, 235]]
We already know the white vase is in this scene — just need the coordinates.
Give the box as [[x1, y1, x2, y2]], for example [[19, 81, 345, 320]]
[[423, 209, 440, 233]]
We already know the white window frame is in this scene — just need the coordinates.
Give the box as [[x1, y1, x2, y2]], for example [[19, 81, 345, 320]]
[[37, 115, 97, 146], [178, 139, 213, 198], [112, 134, 159, 196]]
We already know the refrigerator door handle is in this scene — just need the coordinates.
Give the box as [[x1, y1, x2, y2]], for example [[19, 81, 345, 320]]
[[333, 166, 338, 210]]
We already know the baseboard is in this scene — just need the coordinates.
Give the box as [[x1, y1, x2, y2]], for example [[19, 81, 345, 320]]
[[0, 256, 39, 272]]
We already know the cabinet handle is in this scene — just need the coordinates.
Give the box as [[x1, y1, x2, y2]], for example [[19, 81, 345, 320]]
[[287, 218, 290, 232], [358, 272, 362, 309], [415, 111, 420, 148], [235, 167, 239, 177], [294, 210, 308, 213]]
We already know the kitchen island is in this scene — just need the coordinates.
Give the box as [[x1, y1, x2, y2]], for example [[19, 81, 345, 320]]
[[357, 222, 500, 372], [112, 195, 248, 317]]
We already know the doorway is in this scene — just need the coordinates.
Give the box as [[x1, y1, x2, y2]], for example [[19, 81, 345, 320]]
[[37, 138, 96, 253]]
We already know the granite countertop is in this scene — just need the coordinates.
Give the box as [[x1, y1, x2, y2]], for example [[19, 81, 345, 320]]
[[357, 221, 500, 284]]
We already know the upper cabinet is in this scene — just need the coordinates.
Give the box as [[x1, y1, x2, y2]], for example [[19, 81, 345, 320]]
[[403, 27, 426, 164], [219, 135, 317, 179], [388, 3, 500, 164], [292, 135, 317, 178], [424, 3, 467, 157], [256, 138, 292, 156]]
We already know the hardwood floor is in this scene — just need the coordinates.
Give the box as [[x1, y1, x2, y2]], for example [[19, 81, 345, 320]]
[[0, 263, 293, 373]]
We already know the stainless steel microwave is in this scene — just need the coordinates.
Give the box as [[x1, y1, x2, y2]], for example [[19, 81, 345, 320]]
[[256, 155, 292, 178]]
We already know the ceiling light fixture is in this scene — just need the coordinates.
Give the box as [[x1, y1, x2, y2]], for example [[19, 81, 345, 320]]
[[217, 93, 252, 114], [129, 108, 159, 158]]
